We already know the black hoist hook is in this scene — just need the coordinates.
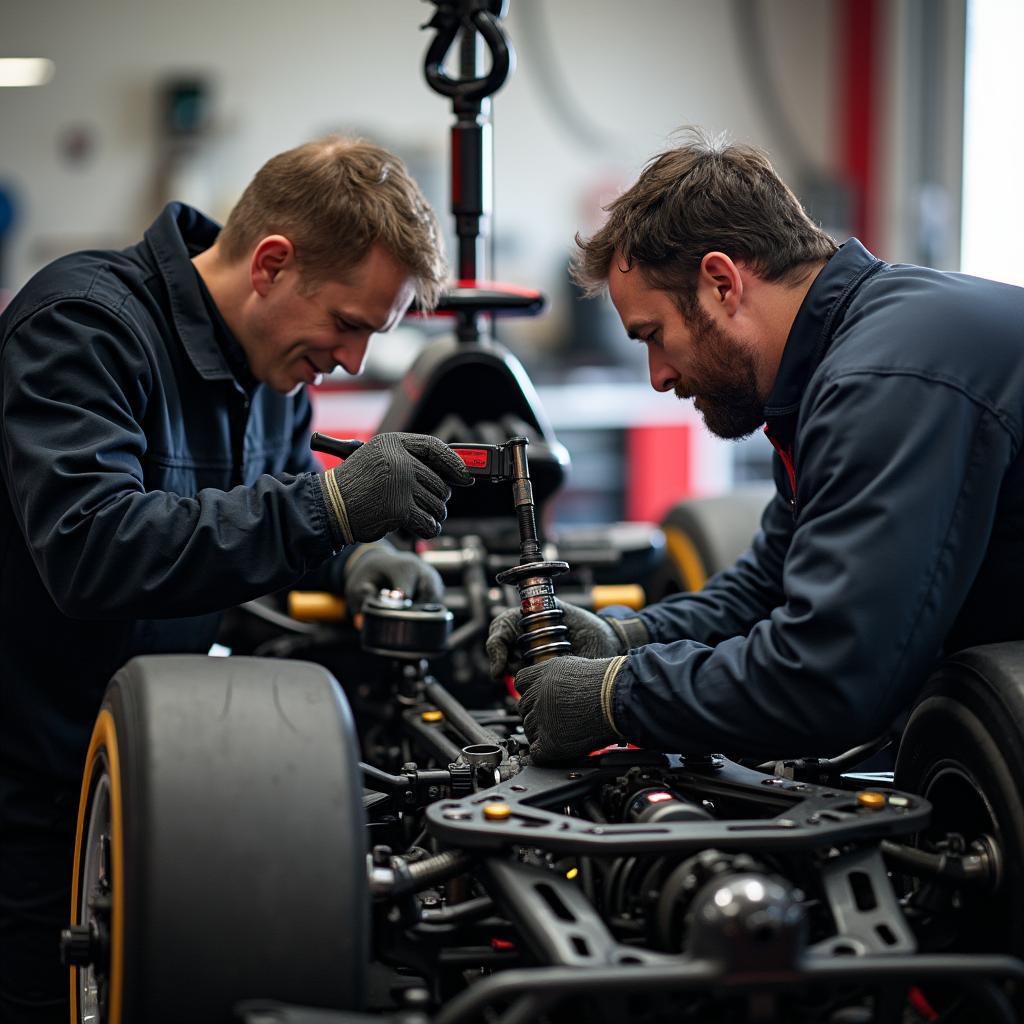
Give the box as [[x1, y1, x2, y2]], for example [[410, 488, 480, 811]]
[[422, 0, 513, 103]]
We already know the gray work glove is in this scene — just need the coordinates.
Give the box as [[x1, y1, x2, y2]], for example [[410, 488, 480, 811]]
[[319, 432, 473, 543], [515, 654, 628, 763], [343, 542, 444, 616], [486, 600, 648, 679]]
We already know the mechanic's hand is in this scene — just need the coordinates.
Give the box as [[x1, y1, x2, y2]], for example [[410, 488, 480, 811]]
[[321, 432, 473, 542], [515, 654, 626, 763], [343, 542, 444, 616], [487, 601, 647, 680]]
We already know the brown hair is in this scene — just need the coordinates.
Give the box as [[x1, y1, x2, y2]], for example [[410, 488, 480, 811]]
[[218, 136, 447, 308], [573, 127, 836, 313]]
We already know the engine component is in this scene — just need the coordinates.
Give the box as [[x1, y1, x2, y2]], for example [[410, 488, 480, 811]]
[[625, 787, 714, 826], [653, 850, 771, 953], [685, 871, 808, 971], [602, 765, 715, 826], [360, 591, 453, 659], [461, 743, 503, 770], [368, 844, 471, 898]]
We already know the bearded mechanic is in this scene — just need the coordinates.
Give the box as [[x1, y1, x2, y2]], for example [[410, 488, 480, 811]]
[[488, 127, 1024, 764], [0, 136, 472, 1022]]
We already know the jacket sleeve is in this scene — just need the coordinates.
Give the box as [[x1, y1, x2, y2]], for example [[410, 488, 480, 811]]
[[612, 371, 1016, 759], [0, 299, 339, 619], [626, 479, 792, 647]]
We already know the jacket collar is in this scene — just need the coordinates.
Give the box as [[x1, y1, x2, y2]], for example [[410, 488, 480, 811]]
[[143, 202, 237, 383], [764, 238, 885, 422]]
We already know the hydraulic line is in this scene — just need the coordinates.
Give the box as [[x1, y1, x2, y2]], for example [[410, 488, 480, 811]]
[[420, 895, 495, 925]]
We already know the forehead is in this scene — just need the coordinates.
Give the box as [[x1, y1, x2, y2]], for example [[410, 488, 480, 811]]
[[315, 244, 415, 312], [606, 259, 673, 320]]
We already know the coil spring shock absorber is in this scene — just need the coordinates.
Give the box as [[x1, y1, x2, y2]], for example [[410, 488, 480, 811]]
[[495, 437, 572, 665]]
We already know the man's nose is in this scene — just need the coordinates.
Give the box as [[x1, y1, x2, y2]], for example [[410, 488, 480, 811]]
[[333, 334, 371, 376], [648, 348, 679, 393]]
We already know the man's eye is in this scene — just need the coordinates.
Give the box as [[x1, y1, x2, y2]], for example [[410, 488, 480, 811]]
[[336, 319, 355, 332]]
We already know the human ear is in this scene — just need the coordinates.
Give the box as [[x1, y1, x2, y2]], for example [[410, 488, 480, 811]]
[[698, 251, 743, 316], [250, 235, 296, 296]]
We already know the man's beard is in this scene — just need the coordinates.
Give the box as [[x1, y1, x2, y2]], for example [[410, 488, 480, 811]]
[[675, 305, 765, 440]]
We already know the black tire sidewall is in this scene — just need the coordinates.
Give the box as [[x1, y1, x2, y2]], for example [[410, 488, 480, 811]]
[[896, 650, 1024, 956], [100, 656, 370, 1022]]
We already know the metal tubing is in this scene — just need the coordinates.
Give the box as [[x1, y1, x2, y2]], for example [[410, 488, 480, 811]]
[[432, 955, 1024, 1024], [405, 711, 466, 766], [424, 679, 503, 748]]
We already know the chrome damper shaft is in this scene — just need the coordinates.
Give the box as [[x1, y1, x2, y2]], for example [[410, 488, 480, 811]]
[[495, 437, 571, 665]]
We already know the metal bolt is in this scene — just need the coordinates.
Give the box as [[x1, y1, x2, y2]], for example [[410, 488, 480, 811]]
[[856, 791, 887, 810], [403, 988, 431, 1008], [483, 803, 512, 821], [59, 924, 95, 967]]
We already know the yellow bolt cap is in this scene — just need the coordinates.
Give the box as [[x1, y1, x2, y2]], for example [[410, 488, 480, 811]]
[[857, 790, 887, 809], [421, 710, 444, 723], [483, 802, 512, 821]]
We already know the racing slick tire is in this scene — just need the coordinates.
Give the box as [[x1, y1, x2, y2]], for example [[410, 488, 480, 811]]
[[649, 487, 772, 598], [895, 642, 1024, 1016], [68, 655, 369, 1024]]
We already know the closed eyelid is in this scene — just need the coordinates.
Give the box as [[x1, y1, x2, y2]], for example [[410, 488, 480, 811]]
[[331, 309, 379, 333], [627, 321, 659, 342]]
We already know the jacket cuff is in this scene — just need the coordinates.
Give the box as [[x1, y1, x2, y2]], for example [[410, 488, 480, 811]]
[[605, 615, 650, 650], [316, 470, 353, 547], [600, 655, 629, 736]]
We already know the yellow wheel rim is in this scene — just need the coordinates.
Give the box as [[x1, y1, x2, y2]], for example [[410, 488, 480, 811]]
[[70, 708, 125, 1024], [662, 525, 708, 592]]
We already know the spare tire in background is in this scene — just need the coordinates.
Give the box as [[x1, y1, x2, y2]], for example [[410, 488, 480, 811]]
[[648, 488, 772, 600], [68, 655, 369, 1023]]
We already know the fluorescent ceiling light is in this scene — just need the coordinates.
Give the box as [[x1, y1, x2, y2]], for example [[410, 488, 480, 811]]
[[0, 58, 55, 87]]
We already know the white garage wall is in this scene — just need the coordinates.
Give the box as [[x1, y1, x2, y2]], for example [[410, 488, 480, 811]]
[[1, 0, 837, 312]]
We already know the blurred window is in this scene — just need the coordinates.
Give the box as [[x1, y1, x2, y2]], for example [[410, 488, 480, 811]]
[[961, 0, 1024, 286]]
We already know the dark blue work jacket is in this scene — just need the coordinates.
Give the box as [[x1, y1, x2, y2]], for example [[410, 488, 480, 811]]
[[611, 240, 1024, 759], [0, 203, 340, 793]]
